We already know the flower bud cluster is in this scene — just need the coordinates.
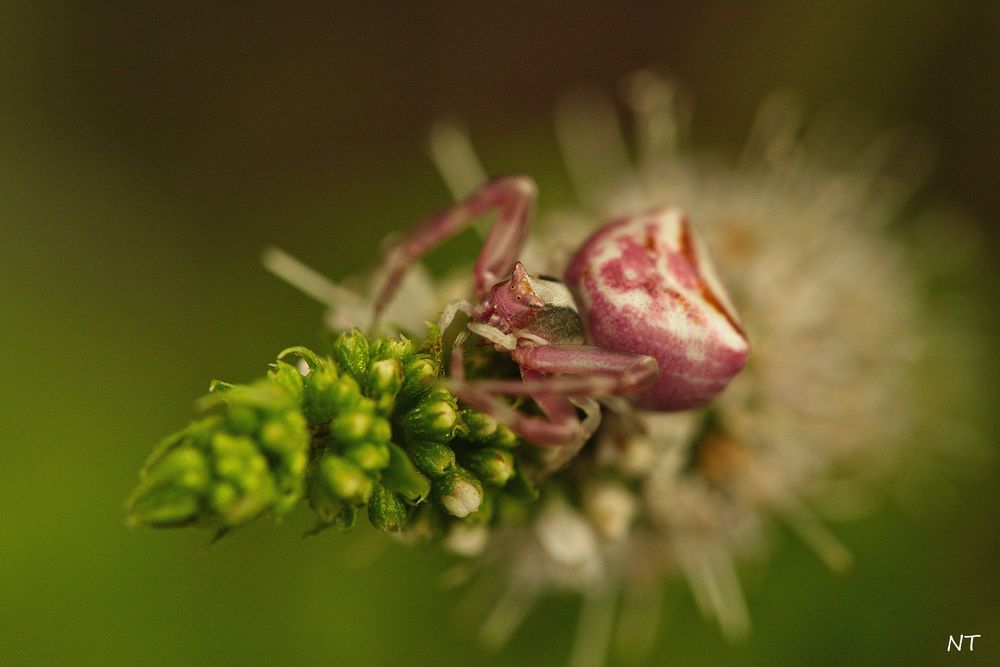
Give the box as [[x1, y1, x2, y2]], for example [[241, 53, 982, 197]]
[[126, 327, 531, 539], [124, 380, 309, 529]]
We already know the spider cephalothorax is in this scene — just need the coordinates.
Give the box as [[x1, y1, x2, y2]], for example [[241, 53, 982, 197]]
[[473, 262, 584, 346]]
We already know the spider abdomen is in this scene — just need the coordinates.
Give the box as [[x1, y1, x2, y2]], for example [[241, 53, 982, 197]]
[[564, 209, 749, 410]]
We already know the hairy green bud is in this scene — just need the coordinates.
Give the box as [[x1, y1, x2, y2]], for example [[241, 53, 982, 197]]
[[329, 374, 362, 412], [398, 356, 437, 405], [330, 410, 374, 444], [369, 358, 403, 394], [381, 442, 431, 503], [307, 473, 344, 523], [318, 454, 373, 504], [259, 413, 307, 458], [267, 360, 305, 402], [301, 361, 340, 425], [210, 432, 277, 525], [368, 483, 408, 532], [369, 417, 392, 444], [491, 425, 520, 449], [466, 447, 515, 487], [225, 404, 259, 436], [408, 441, 456, 478], [127, 487, 201, 528], [125, 446, 210, 527], [375, 336, 415, 362], [368, 358, 403, 414], [399, 386, 458, 444], [345, 441, 390, 472], [333, 330, 371, 383], [459, 408, 498, 443]]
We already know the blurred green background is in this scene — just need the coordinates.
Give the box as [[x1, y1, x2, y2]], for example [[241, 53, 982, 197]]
[[2, 2, 998, 665]]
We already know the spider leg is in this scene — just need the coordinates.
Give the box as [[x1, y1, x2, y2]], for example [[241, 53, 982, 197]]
[[467, 344, 659, 398], [437, 298, 474, 335], [452, 376, 583, 447], [371, 176, 537, 330], [449, 335, 584, 447], [448, 343, 657, 448]]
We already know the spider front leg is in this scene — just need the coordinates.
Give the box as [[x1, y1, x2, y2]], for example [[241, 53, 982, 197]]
[[472, 345, 659, 399], [448, 341, 658, 447], [448, 337, 585, 447], [371, 175, 537, 329]]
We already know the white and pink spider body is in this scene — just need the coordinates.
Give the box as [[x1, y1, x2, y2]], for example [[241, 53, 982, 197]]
[[565, 210, 749, 411], [373, 176, 748, 449]]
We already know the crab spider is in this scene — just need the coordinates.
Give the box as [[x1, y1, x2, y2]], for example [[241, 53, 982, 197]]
[[372, 176, 749, 449]]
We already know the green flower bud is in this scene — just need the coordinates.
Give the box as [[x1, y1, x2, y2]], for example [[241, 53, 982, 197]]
[[286, 448, 308, 476], [381, 442, 431, 503], [139, 446, 211, 493], [267, 359, 305, 401], [330, 374, 363, 411], [330, 410, 374, 444], [126, 446, 210, 527], [376, 336, 415, 362], [333, 330, 371, 383], [491, 425, 520, 449], [436, 468, 483, 518], [219, 488, 275, 525], [369, 358, 403, 394], [400, 387, 458, 444], [411, 440, 457, 478], [210, 433, 277, 525], [369, 417, 392, 444], [225, 405, 259, 436], [408, 441, 456, 478], [209, 481, 239, 514], [367, 484, 408, 532], [345, 441, 390, 472], [270, 483, 303, 516], [126, 487, 201, 528], [302, 361, 340, 425], [419, 323, 443, 358], [259, 416, 305, 457], [369, 358, 403, 414], [307, 473, 344, 523], [460, 408, 498, 443], [211, 433, 265, 479], [319, 454, 373, 504], [466, 447, 515, 487], [304, 490, 357, 534], [398, 356, 437, 405]]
